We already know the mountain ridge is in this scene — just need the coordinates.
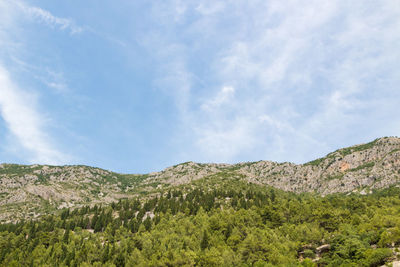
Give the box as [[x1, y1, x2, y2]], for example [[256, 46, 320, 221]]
[[1, 136, 400, 222]]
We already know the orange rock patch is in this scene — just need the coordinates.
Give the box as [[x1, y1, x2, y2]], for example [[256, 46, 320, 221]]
[[340, 162, 350, 172]]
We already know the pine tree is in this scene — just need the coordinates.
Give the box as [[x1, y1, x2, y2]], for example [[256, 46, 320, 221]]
[[143, 217, 152, 231], [200, 230, 209, 250], [63, 227, 70, 243], [225, 224, 232, 240], [94, 219, 102, 233], [102, 244, 110, 263], [115, 252, 125, 267]]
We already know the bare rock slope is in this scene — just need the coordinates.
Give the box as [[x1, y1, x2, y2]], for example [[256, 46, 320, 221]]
[[143, 137, 400, 195]]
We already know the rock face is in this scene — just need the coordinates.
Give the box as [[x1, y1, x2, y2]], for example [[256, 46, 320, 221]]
[[143, 137, 400, 195], [1, 136, 400, 222]]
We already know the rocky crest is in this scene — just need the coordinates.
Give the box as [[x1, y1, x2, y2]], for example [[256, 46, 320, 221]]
[[143, 137, 400, 195], [0, 136, 399, 222]]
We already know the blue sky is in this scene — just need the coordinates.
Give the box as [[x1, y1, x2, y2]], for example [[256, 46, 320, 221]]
[[0, 0, 399, 173]]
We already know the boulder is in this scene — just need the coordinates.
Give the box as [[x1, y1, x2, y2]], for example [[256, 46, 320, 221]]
[[316, 244, 330, 253]]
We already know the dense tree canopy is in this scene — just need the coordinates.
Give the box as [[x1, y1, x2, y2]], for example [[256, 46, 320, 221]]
[[0, 182, 400, 266]]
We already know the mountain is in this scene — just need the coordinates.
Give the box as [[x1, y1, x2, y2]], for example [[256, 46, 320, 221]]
[[1, 137, 400, 266], [0, 136, 400, 222]]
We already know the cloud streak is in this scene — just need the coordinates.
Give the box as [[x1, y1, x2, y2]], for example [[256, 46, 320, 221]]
[[0, 65, 69, 164], [13, 0, 83, 34], [0, 0, 74, 164]]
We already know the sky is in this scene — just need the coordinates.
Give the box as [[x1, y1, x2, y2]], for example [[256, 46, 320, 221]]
[[0, 0, 399, 174]]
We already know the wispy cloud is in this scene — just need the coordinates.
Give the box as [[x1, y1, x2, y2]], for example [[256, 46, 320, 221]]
[[145, 0, 400, 163], [13, 0, 83, 34], [201, 86, 235, 112], [0, 65, 69, 164], [0, 0, 74, 164]]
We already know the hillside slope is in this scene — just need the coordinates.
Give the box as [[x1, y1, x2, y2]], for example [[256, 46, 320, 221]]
[[141, 136, 400, 195], [1, 136, 400, 222], [1, 176, 400, 266]]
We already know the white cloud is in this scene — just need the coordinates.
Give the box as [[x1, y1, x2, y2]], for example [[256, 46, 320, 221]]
[[194, 116, 259, 161], [147, 0, 400, 163], [0, 65, 69, 164], [0, 0, 73, 164], [201, 86, 235, 111], [195, 2, 225, 15], [14, 1, 83, 34], [10, 57, 70, 94]]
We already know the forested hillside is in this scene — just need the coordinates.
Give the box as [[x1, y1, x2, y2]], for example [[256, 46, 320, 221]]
[[1, 179, 400, 266], [1, 138, 400, 266]]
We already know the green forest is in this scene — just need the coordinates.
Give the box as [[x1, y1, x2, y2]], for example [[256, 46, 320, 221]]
[[1, 181, 400, 266]]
